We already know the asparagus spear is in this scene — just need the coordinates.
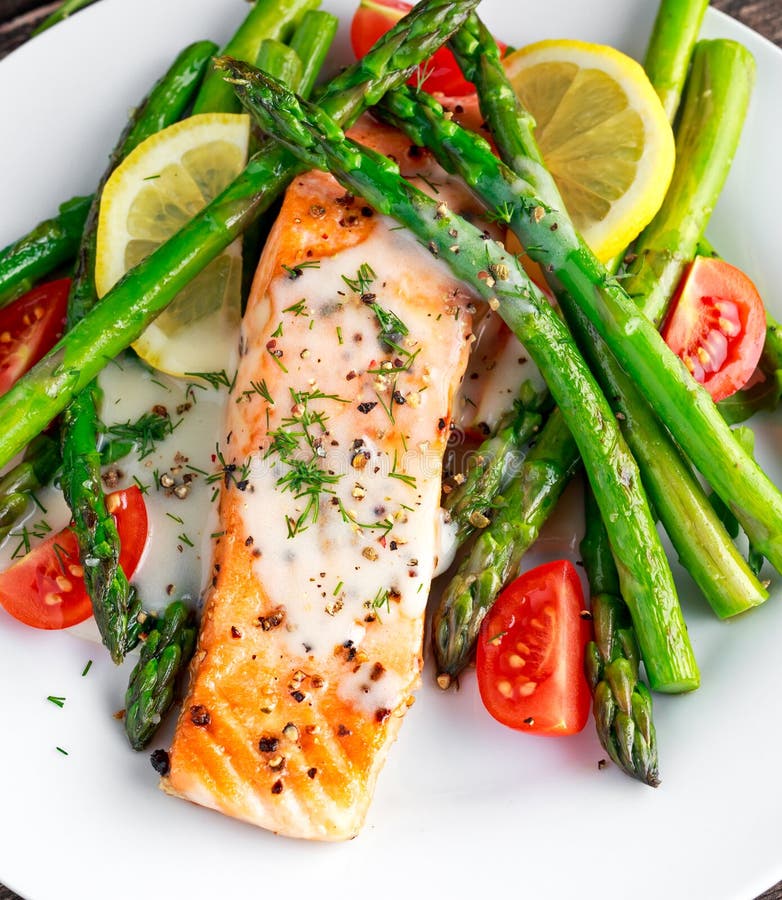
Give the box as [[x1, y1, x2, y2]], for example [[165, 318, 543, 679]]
[[124, 601, 196, 751], [443, 20, 782, 578], [59, 41, 217, 664], [0, 0, 483, 469], [0, 436, 60, 541], [191, 0, 319, 115], [443, 380, 548, 542], [32, 0, 98, 35], [220, 60, 699, 693], [643, 0, 709, 119], [621, 40, 756, 328], [289, 10, 340, 97], [582, 485, 660, 787], [0, 195, 91, 307], [256, 39, 303, 93], [435, 408, 579, 682]]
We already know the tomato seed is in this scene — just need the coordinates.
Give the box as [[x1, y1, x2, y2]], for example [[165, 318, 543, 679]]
[[497, 680, 512, 698]]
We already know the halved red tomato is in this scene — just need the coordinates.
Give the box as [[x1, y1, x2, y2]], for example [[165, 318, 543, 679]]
[[0, 486, 148, 630], [476, 560, 591, 736], [662, 257, 765, 402], [350, 0, 505, 96], [0, 278, 69, 397]]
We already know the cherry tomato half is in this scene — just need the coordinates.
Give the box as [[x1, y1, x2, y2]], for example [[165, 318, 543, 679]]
[[350, 0, 505, 96], [0, 486, 149, 630], [0, 278, 69, 397], [476, 560, 591, 736], [662, 256, 766, 402]]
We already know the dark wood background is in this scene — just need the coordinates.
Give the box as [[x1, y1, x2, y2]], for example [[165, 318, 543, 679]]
[[0, 0, 780, 898]]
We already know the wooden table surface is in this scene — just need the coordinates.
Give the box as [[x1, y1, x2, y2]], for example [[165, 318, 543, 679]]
[[0, 0, 781, 897]]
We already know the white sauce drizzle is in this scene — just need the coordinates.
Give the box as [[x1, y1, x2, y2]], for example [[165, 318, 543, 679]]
[[223, 218, 474, 712]]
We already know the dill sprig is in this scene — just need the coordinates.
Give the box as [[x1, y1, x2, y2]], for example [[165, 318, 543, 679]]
[[101, 410, 179, 462], [207, 446, 251, 491], [184, 368, 237, 391], [265, 388, 348, 537], [342, 263, 412, 354], [282, 259, 321, 279]]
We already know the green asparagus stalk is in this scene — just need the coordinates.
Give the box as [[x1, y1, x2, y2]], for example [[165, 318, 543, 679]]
[[643, 0, 709, 119], [0, 436, 60, 541], [241, 17, 338, 304], [378, 76, 767, 620], [124, 601, 196, 751], [191, 0, 319, 115], [221, 60, 699, 692], [59, 41, 217, 664], [444, 20, 782, 577], [444, 380, 549, 542], [32, 0, 98, 35], [436, 409, 580, 683], [582, 485, 660, 786], [445, 408, 542, 543], [0, 0, 483, 468], [621, 40, 755, 327], [0, 195, 91, 307], [289, 10, 340, 97], [256, 39, 303, 90]]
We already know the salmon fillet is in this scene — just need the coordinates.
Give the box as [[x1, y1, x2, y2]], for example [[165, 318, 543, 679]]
[[163, 118, 482, 840]]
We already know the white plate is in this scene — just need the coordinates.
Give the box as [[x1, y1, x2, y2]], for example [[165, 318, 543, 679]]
[[1, 1, 781, 898]]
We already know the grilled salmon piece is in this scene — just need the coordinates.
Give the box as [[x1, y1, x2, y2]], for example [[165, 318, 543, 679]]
[[163, 118, 481, 840]]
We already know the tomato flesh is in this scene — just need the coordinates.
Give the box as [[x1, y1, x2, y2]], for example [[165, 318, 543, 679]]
[[476, 560, 591, 736], [0, 278, 69, 397], [350, 0, 505, 96], [662, 257, 766, 402], [0, 486, 148, 630]]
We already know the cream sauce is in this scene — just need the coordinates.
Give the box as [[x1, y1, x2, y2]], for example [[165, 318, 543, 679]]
[[223, 221, 475, 709]]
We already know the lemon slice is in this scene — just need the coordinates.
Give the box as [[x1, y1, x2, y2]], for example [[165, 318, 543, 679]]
[[95, 113, 250, 376], [503, 39, 675, 261]]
